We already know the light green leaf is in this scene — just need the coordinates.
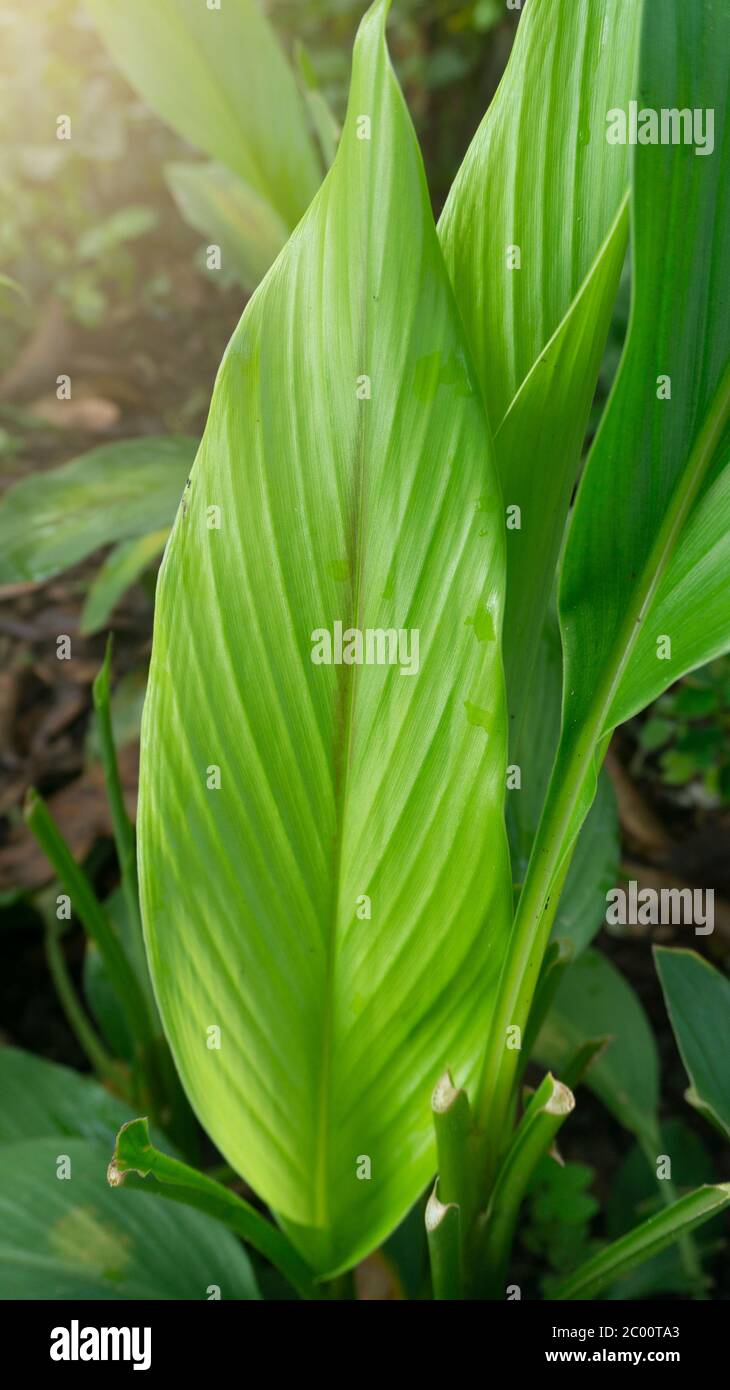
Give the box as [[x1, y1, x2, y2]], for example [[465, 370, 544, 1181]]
[[535, 950, 660, 1152], [0, 1138, 259, 1299], [295, 41, 341, 170], [80, 528, 169, 635], [558, 0, 730, 792], [84, 0, 320, 227], [165, 161, 289, 292], [0, 437, 195, 585], [439, 0, 641, 724], [139, 0, 511, 1277], [497, 0, 730, 1117], [440, 0, 639, 424], [655, 947, 730, 1140], [554, 1184, 730, 1301], [0, 1048, 129, 1149]]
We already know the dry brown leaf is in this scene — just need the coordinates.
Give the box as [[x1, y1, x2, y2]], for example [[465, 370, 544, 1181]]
[[0, 742, 138, 893], [27, 394, 121, 432]]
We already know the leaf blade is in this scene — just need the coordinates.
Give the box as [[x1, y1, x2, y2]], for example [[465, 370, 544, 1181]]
[[165, 161, 289, 292], [438, 0, 641, 724], [560, 0, 730, 749], [554, 1184, 730, 1301], [84, 0, 320, 226], [138, 0, 512, 1276], [535, 950, 660, 1152], [0, 1137, 259, 1300], [0, 437, 195, 586]]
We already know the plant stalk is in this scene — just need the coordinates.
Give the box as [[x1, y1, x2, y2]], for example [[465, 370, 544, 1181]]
[[109, 1118, 317, 1300], [44, 916, 126, 1092], [426, 1184, 462, 1300], [25, 789, 161, 1104], [476, 1073, 575, 1298]]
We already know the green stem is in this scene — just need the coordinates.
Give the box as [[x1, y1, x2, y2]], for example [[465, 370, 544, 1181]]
[[92, 641, 197, 1157], [44, 916, 125, 1090], [92, 638, 147, 990], [477, 1073, 574, 1299], [109, 1118, 317, 1300], [432, 1071, 478, 1231], [559, 1036, 611, 1091], [426, 1184, 462, 1300], [475, 363, 730, 1179], [519, 937, 573, 1083], [204, 1163, 238, 1185], [637, 1133, 707, 1295], [25, 789, 156, 1069]]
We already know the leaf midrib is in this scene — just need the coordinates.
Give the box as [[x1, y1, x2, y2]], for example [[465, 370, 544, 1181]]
[[313, 83, 376, 1228]]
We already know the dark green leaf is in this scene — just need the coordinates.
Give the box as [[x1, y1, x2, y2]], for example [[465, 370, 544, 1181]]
[[655, 947, 730, 1139]]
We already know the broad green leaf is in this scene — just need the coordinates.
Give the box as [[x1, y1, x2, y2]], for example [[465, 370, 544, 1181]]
[[655, 947, 730, 1140], [554, 1184, 730, 1301], [557, 0, 730, 806], [0, 437, 195, 585], [0, 1048, 129, 1148], [0, 1138, 259, 1299], [80, 528, 168, 635], [535, 950, 660, 1152], [165, 162, 289, 292], [505, 0, 730, 1075], [439, 0, 641, 721], [85, 0, 320, 228], [139, 0, 511, 1277]]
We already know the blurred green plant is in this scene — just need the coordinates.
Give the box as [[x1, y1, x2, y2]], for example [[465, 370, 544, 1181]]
[[0, 0, 513, 627], [84, 0, 328, 291], [634, 658, 730, 802], [0, 0, 180, 334], [0, 0, 339, 629], [23, 637, 197, 1157]]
